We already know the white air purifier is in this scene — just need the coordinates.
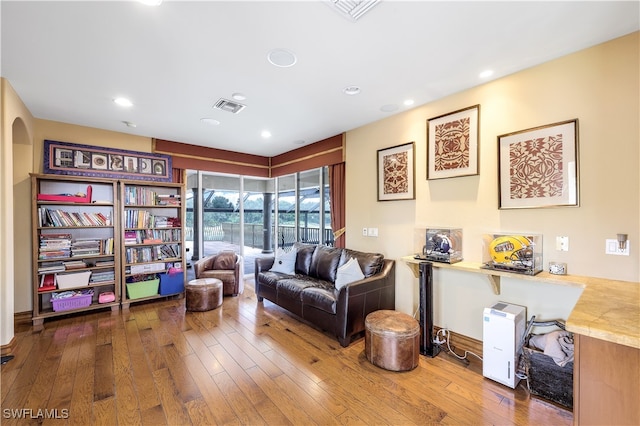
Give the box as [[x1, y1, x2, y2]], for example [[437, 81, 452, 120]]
[[482, 302, 526, 388]]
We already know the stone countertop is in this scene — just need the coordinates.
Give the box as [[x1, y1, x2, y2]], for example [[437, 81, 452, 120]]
[[401, 256, 640, 350]]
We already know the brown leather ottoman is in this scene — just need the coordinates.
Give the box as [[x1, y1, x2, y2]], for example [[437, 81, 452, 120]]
[[186, 278, 223, 312], [365, 310, 420, 371]]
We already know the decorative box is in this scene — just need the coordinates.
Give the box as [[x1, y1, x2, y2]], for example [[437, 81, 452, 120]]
[[481, 233, 542, 275], [414, 227, 463, 264]]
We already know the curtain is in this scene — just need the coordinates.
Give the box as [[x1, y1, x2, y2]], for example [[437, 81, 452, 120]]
[[329, 162, 345, 248], [172, 167, 184, 184]]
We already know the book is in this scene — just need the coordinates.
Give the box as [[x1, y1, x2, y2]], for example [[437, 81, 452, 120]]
[[39, 274, 57, 292]]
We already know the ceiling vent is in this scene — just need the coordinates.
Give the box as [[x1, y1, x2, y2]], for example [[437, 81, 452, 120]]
[[213, 98, 246, 114], [325, 0, 380, 21]]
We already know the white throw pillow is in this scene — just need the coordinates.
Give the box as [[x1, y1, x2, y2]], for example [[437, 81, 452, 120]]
[[269, 248, 297, 274], [335, 257, 364, 290]]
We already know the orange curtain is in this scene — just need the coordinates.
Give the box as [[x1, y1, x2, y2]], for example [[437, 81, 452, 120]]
[[329, 162, 346, 248]]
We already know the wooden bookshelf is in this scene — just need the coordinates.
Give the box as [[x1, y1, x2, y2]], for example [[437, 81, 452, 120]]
[[31, 174, 121, 326], [120, 180, 186, 308]]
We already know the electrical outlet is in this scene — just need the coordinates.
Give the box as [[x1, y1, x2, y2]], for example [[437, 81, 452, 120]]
[[556, 236, 569, 251], [362, 227, 368, 237]]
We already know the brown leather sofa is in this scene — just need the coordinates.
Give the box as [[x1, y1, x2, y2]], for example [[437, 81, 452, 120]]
[[254, 243, 395, 347], [193, 251, 244, 296]]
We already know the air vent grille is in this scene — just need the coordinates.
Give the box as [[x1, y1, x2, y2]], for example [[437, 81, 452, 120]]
[[326, 0, 380, 21], [213, 98, 246, 114]]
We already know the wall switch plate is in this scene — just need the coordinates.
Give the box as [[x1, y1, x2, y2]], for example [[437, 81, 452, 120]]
[[556, 236, 569, 251], [362, 227, 368, 236], [605, 239, 630, 256], [368, 228, 378, 237]]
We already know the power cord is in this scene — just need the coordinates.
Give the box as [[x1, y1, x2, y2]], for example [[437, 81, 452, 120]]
[[435, 328, 483, 362]]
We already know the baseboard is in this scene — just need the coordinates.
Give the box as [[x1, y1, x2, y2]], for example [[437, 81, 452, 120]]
[[434, 325, 484, 361], [1, 336, 16, 356], [14, 311, 32, 328]]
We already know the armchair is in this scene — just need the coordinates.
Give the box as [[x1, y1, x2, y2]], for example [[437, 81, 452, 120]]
[[193, 251, 243, 296]]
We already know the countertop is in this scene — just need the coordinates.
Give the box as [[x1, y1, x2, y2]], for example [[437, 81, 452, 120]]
[[401, 256, 640, 350]]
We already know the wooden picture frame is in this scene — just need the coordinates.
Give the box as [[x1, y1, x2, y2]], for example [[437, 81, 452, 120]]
[[498, 119, 579, 209], [427, 105, 480, 180], [44, 140, 172, 182], [377, 142, 415, 201]]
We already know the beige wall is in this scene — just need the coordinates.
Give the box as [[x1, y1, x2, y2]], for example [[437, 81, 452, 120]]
[[345, 32, 639, 340], [1, 78, 35, 347], [2, 32, 638, 346]]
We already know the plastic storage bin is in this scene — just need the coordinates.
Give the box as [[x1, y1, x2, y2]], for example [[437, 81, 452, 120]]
[[52, 293, 93, 312], [126, 278, 160, 299], [159, 270, 184, 295]]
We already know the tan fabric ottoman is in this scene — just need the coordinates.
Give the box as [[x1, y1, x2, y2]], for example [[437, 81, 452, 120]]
[[365, 310, 420, 371], [186, 278, 223, 312]]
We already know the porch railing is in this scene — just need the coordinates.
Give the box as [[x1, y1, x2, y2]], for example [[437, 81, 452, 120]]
[[185, 224, 334, 248]]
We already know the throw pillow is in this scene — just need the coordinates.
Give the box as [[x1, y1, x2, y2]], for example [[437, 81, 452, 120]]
[[269, 248, 297, 274], [335, 257, 364, 290]]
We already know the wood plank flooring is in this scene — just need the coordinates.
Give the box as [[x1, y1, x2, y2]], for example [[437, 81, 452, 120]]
[[1, 279, 573, 425]]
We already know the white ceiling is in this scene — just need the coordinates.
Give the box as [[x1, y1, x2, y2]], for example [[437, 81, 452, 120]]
[[2, 1, 638, 157]]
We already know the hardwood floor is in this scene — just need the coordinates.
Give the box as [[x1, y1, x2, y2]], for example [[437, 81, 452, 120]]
[[1, 280, 572, 425]]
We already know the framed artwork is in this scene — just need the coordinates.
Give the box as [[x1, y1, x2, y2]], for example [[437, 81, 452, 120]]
[[427, 104, 480, 179], [44, 140, 172, 182], [498, 119, 579, 209], [377, 142, 415, 201]]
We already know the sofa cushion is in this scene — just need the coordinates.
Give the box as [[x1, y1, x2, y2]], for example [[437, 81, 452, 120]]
[[256, 271, 281, 289], [302, 287, 337, 314], [276, 277, 319, 301], [213, 251, 237, 270], [309, 245, 343, 283], [335, 257, 365, 290], [270, 248, 297, 274], [293, 242, 317, 275], [340, 249, 384, 278]]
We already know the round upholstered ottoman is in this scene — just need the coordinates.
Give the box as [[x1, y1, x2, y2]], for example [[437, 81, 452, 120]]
[[365, 310, 420, 371], [186, 278, 223, 312]]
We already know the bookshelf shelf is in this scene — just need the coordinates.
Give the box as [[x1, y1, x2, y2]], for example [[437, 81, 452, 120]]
[[31, 174, 121, 326], [120, 180, 185, 308]]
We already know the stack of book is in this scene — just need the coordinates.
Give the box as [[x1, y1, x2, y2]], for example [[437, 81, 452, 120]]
[[63, 259, 87, 270], [38, 261, 65, 274], [124, 231, 138, 245], [156, 194, 181, 206], [39, 233, 72, 259], [90, 270, 115, 284], [71, 238, 102, 257]]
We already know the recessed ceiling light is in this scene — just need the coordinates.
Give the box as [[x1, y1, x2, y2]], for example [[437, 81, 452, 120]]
[[479, 69, 494, 79], [380, 104, 399, 112], [113, 97, 133, 107], [261, 130, 272, 138], [403, 99, 415, 106], [231, 93, 247, 101], [343, 86, 361, 96], [201, 118, 220, 126], [122, 121, 136, 128], [267, 49, 297, 67]]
